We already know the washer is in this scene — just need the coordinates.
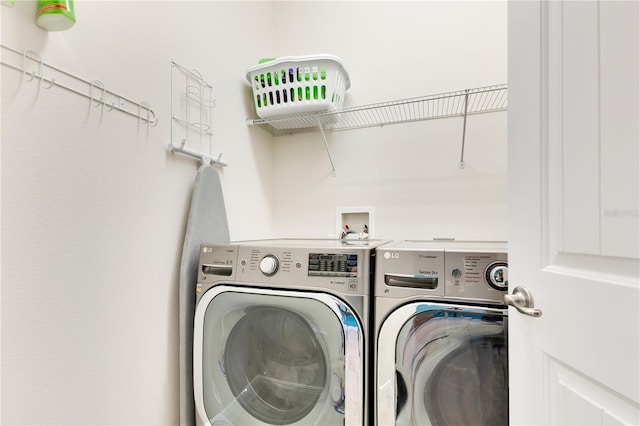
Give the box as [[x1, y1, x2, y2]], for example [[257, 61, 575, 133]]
[[193, 238, 388, 426], [374, 240, 509, 426]]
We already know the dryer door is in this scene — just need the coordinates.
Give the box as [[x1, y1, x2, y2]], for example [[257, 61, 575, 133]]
[[193, 285, 364, 426], [377, 302, 508, 426]]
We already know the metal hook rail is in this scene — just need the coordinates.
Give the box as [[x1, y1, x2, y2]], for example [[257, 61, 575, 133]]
[[0, 44, 158, 126], [170, 61, 226, 167]]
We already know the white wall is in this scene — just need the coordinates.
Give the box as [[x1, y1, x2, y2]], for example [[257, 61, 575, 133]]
[[1, 2, 274, 424], [269, 1, 508, 240], [1, 1, 507, 424]]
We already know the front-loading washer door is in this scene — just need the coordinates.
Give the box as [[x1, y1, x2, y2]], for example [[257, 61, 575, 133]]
[[377, 302, 508, 426], [193, 285, 365, 426]]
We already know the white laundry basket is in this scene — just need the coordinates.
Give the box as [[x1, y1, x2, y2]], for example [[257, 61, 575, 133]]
[[246, 54, 350, 120]]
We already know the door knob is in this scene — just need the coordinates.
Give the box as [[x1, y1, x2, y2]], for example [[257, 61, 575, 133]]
[[504, 286, 542, 317]]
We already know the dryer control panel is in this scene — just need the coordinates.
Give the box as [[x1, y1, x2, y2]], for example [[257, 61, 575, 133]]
[[375, 240, 508, 305]]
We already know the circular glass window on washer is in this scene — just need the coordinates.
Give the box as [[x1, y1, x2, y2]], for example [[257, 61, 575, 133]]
[[224, 306, 328, 425]]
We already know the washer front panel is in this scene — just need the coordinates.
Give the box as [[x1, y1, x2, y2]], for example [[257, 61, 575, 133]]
[[194, 285, 365, 426]]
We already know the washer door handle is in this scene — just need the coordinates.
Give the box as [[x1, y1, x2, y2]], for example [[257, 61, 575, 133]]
[[504, 286, 542, 318]]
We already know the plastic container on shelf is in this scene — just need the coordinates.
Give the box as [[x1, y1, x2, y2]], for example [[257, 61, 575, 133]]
[[246, 54, 350, 120]]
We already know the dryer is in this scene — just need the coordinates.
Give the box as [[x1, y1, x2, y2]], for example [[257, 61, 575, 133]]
[[193, 239, 387, 426], [374, 240, 509, 426]]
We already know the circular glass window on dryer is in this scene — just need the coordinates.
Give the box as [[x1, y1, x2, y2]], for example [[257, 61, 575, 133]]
[[224, 306, 328, 425], [424, 335, 508, 426]]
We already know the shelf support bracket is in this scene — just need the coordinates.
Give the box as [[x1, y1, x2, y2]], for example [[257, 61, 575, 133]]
[[317, 117, 337, 177], [459, 89, 470, 169]]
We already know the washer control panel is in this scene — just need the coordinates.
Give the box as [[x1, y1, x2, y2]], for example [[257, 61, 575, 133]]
[[308, 252, 358, 277], [197, 239, 388, 296]]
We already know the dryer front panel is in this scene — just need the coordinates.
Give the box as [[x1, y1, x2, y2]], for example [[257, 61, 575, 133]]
[[194, 285, 365, 426], [377, 302, 508, 426]]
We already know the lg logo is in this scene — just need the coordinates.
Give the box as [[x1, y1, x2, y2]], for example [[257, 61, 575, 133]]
[[383, 252, 400, 259]]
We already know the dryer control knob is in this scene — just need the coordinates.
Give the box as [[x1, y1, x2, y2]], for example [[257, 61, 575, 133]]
[[259, 255, 279, 276], [485, 261, 508, 291], [451, 268, 463, 279]]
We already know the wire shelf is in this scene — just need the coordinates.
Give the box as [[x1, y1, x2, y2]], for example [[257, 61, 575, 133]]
[[246, 83, 507, 136]]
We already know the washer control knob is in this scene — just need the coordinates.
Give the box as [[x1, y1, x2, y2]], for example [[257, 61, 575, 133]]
[[259, 255, 279, 276], [485, 261, 508, 291], [451, 268, 463, 279]]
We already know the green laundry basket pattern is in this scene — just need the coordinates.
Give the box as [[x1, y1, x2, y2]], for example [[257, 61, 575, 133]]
[[246, 54, 350, 122]]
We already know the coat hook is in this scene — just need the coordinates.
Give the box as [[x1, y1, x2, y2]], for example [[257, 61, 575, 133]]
[[200, 154, 212, 166], [138, 101, 158, 127], [40, 60, 55, 89], [22, 50, 55, 89], [139, 101, 151, 127], [21, 50, 39, 82], [148, 108, 158, 127], [89, 80, 105, 108], [143, 106, 158, 127]]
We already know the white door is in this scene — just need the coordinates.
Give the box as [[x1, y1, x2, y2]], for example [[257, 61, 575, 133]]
[[508, 1, 639, 425]]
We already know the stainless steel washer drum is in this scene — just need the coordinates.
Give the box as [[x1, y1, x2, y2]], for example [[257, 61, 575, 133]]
[[223, 306, 327, 425]]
